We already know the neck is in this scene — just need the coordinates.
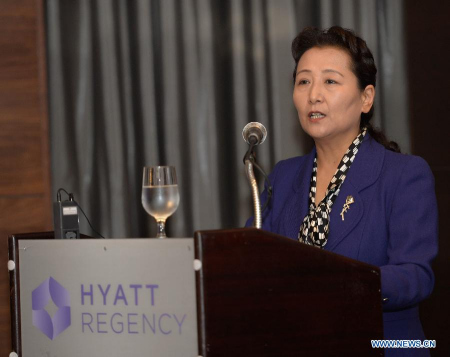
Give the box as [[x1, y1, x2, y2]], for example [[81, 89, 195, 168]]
[[315, 130, 361, 171]]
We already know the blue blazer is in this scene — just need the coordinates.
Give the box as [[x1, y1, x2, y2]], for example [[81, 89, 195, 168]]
[[247, 134, 438, 356]]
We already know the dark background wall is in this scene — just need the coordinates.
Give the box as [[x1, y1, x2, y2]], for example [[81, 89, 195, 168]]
[[405, 1, 450, 355], [0, 1, 448, 355]]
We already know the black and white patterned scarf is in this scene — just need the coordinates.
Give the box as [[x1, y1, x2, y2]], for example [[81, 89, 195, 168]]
[[298, 128, 367, 248]]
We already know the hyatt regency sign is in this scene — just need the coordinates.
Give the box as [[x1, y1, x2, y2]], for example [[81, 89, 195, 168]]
[[18, 239, 198, 357]]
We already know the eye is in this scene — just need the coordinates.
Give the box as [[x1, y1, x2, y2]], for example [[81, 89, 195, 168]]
[[325, 79, 337, 84], [297, 79, 309, 85]]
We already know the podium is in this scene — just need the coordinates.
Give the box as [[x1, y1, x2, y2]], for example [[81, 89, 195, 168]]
[[195, 228, 383, 356], [9, 229, 383, 356]]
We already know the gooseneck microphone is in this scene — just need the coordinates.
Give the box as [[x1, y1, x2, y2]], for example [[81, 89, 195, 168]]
[[242, 122, 272, 229], [242, 122, 267, 145]]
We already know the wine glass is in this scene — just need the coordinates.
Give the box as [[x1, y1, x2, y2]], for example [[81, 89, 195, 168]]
[[142, 166, 180, 238]]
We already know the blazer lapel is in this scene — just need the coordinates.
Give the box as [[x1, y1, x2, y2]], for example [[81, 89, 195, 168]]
[[324, 135, 385, 251], [324, 181, 363, 251]]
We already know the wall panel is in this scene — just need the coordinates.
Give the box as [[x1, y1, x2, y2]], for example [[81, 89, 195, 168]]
[[0, 0, 51, 354], [405, 1, 450, 356]]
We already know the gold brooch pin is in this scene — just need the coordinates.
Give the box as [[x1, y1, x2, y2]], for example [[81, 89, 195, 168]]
[[340, 195, 355, 221]]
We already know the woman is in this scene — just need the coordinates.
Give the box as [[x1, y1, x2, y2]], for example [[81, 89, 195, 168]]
[[248, 26, 438, 356]]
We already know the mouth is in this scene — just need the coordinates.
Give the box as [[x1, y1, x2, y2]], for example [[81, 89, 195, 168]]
[[308, 111, 326, 120]]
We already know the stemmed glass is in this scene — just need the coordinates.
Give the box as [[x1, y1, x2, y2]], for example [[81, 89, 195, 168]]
[[142, 166, 180, 238]]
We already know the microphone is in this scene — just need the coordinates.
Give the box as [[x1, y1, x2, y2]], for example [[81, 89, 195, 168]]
[[242, 122, 267, 146], [242, 122, 271, 229]]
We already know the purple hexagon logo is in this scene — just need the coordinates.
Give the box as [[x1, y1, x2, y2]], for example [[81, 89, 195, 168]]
[[32, 277, 71, 340]]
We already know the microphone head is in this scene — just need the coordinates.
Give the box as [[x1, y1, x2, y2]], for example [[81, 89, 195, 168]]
[[242, 122, 267, 145]]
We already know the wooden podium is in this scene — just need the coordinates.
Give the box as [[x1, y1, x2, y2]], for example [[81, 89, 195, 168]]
[[9, 229, 383, 356], [194, 228, 383, 356]]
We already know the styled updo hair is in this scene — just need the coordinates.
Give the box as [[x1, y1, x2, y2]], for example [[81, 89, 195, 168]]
[[291, 26, 400, 153]]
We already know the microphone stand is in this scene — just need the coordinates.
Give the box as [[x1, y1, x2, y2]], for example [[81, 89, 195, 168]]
[[244, 140, 262, 229], [245, 158, 262, 229]]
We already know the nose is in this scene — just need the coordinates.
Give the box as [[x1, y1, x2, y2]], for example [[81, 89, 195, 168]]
[[308, 82, 323, 104]]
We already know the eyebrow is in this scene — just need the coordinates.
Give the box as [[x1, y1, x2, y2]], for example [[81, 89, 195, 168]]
[[296, 69, 344, 77]]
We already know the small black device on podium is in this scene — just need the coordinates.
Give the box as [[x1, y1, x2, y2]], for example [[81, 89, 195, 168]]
[[53, 192, 80, 239]]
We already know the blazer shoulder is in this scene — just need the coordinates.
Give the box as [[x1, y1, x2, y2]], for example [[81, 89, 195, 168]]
[[272, 153, 312, 174], [383, 150, 434, 180], [380, 151, 435, 207], [273, 155, 308, 173]]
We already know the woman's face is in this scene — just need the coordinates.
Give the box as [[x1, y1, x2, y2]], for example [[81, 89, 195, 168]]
[[293, 46, 374, 143]]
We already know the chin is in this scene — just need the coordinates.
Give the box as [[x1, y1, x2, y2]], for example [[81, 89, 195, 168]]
[[300, 123, 332, 141]]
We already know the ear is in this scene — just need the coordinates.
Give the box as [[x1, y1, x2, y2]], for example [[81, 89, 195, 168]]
[[361, 85, 375, 113]]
